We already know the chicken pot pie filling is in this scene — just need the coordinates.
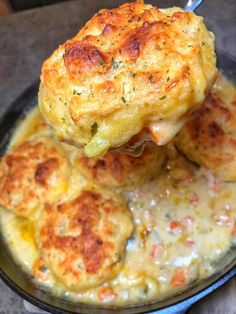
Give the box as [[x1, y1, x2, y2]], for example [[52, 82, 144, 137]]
[[1, 74, 236, 305]]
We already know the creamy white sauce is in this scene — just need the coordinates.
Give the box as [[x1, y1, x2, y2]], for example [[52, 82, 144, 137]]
[[0, 105, 235, 306]]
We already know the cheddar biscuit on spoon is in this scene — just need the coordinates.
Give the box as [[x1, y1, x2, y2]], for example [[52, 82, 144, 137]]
[[39, 1, 216, 157]]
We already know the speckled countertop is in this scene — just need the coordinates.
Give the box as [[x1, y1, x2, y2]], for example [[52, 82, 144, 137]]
[[0, 0, 235, 313]]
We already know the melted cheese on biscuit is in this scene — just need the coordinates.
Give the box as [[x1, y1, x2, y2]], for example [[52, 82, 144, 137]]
[[39, 1, 216, 157]]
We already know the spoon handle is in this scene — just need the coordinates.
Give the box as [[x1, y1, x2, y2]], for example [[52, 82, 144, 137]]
[[184, 0, 204, 11]]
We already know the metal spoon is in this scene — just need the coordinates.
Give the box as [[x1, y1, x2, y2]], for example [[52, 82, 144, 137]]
[[184, 0, 204, 11]]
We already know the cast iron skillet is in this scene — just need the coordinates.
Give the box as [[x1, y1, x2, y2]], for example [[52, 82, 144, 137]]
[[0, 51, 236, 314]]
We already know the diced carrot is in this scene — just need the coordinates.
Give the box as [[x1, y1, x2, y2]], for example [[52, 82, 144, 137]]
[[189, 193, 199, 205], [150, 243, 165, 260], [184, 237, 195, 248], [212, 210, 233, 226], [169, 220, 185, 233], [231, 225, 236, 236], [171, 268, 187, 287], [33, 258, 48, 281], [170, 221, 178, 229], [203, 169, 221, 194], [98, 287, 116, 301], [148, 125, 160, 145], [183, 215, 194, 225], [211, 180, 221, 194]]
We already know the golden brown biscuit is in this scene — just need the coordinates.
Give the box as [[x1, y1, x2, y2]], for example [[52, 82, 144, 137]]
[[175, 75, 236, 181], [37, 189, 133, 291], [77, 143, 166, 188], [0, 137, 70, 217], [39, 1, 216, 157]]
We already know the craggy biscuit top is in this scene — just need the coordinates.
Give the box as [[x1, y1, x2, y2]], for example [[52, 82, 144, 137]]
[[0, 137, 70, 217], [175, 75, 236, 181], [37, 189, 133, 291], [77, 143, 166, 188], [39, 1, 216, 157]]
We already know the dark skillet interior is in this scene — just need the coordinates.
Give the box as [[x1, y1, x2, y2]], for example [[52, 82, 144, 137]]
[[0, 52, 236, 314]]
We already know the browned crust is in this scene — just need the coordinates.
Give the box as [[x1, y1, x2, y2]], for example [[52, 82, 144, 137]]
[[77, 143, 165, 187], [35, 158, 60, 186], [176, 80, 236, 180], [63, 42, 110, 76], [41, 191, 114, 274], [186, 93, 236, 152], [0, 138, 69, 217], [38, 189, 133, 290], [61, 8, 193, 80]]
